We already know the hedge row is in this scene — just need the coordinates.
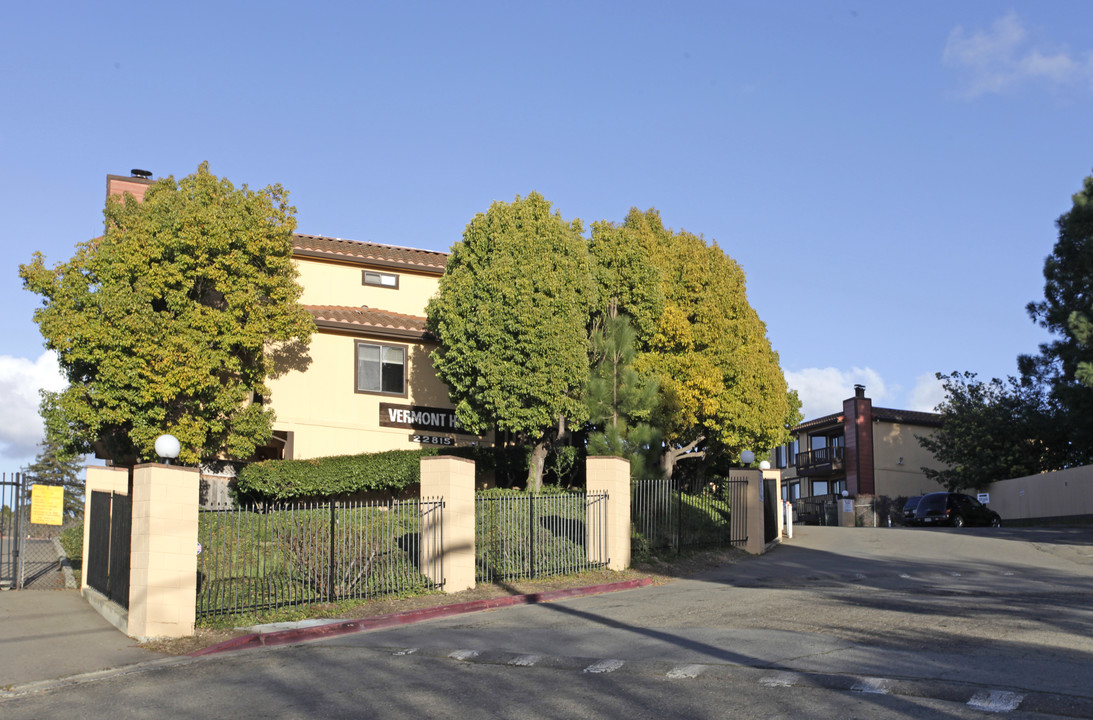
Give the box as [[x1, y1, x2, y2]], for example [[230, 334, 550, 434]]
[[236, 448, 436, 499], [236, 445, 534, 500]]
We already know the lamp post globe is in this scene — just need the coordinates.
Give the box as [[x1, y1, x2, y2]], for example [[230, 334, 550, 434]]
[[154, 434, 181, 462], [740, 450, 755, 465], [759, 460, 771, 471]]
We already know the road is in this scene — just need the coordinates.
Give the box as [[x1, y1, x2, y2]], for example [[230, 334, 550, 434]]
[[3, 525, 1093, 718]]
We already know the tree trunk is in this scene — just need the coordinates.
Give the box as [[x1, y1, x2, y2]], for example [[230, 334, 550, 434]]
[[528, 438, 548, 491], [660, 437, 706, 480]]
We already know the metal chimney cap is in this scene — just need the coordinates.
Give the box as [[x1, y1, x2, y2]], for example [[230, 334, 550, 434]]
[[131, 169, 152, 179]]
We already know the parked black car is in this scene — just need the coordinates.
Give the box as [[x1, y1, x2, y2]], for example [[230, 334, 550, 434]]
[[912, 492, 1001, 528], [901, 496, 923, 525]]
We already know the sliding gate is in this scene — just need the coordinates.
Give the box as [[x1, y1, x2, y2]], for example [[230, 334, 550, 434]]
[[1, 472, 27, 589]]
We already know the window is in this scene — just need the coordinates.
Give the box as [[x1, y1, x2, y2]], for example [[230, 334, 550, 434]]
[[356, 342, 406, 395], [363, 270, 399, 289]]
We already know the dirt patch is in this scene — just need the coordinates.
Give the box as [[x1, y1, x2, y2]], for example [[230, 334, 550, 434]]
[[142, 547, 745, 656]]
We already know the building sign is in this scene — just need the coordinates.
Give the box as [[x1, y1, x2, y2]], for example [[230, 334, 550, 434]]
[[411, 434, 454, 446], [31, 484, 64, 526], [379, 403, 474, 435]]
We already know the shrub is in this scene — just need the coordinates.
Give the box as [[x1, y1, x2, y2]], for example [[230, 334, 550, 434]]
[[236, 448, 441, 499]]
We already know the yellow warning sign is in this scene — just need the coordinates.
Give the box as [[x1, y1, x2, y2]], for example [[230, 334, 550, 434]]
[[31, 484, 64, 526]]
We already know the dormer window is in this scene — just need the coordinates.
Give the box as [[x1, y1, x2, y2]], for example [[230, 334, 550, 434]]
[[363, 270, 399, 289]]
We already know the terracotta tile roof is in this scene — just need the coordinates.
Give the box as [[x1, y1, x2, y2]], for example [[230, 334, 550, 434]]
[[872, 407, 943, 427], [292, 234, 448, 273], [793, 412, 843, 433], [792, 406, 942, 434], [306, 305, 433, 341]]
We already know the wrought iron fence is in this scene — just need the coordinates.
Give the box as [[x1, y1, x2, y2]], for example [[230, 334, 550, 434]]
[[475, 490, 609, 583], [197, 497, 444, 619], [793, 493, 840, 526], [631, 477, 748, 554], [1, 472, 26, 590], [86, 490, 131, 606]]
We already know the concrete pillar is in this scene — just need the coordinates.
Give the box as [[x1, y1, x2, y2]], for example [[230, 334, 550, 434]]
[[127, 463, 199, 640], [82, 465, 130, 591], [585, 456, 631, 571], [743, 469, 766, 555], [420, 455, 475, 593], [764, 469, 784, 541], [839, 495, 855, 527]]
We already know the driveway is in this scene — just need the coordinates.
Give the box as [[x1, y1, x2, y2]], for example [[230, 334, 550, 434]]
[[317, 525, 1093, 700], [3, 525, 1092, 718]]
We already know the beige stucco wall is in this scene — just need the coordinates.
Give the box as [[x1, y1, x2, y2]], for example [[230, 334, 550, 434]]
[[268, 331, 477, 459], [873, 422, 943, 498], [295, 257, 439, 316], [986, 465, 1093, 521]]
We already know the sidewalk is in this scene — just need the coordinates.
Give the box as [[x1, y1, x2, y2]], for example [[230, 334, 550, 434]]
[[0, 590, 165, 687], [1, 579, 657, 690]]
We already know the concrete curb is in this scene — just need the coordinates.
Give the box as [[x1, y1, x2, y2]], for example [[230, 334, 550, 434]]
[[190, 578, 655, 657]]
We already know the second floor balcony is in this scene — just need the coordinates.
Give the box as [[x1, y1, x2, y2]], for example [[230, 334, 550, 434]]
[[795, 446, 845, 476]]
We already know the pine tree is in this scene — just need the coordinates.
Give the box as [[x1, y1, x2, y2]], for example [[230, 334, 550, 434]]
[[23, 438, 85, 518], [585, 311, 660, 478]]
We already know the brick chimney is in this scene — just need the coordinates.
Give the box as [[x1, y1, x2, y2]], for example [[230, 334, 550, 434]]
[[106, 169, 154, 202], [842, 385, 875, 496]]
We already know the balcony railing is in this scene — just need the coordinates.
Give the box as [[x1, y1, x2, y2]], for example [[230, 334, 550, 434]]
[[795, 446, 845, 475]]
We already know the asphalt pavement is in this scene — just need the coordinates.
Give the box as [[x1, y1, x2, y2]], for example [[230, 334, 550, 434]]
[[0, 589, 167, 688], [4, 523, 1093, 717]]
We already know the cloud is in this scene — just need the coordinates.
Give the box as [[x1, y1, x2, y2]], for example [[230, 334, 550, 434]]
[[785, 367, 890, 421], [943, 12, 1093, 98], [0, 352, 65, 466], [907, 372, 946, 413]]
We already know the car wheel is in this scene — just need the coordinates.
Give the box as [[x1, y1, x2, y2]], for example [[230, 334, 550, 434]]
[[951, 515, 965, 528], [991, 517, 1001, 528]]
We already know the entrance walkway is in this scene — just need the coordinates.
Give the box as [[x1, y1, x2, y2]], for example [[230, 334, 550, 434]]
[[0, 589, 164, 687]]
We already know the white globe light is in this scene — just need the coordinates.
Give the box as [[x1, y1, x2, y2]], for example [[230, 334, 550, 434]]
[[154, 434, 181, 460], [759, 460, 771, 470], [740, 450, 755, 465]]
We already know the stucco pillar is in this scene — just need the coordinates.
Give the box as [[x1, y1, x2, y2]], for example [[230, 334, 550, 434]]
[[839, 495, 856, 527], [585, 456, 631, 571], [420, 455, 475, 593], [743, 468, 766, 555], [764, 469, 784, 541], [82, 465, 130, 592], [127, 463, 199, 640]]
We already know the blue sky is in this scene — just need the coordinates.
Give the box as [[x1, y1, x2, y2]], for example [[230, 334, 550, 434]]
[[3, 2, 1092, 470]]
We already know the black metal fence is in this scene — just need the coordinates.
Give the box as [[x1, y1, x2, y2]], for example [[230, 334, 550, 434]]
[[631, 477, 748, 554], [475, 490, 609, 583], [1, 472, 26, 590], [197, 497, 444, 619], [793, 493, 840, 526], [86, 490, 131, 606]]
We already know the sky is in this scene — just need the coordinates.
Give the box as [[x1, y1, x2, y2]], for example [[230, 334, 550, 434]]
[[3, 2, 1093, 471]]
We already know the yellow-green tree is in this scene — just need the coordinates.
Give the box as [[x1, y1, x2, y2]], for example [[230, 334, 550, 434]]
[[427, 192, 596, 490], [594, 209, 800, 478], [20, 163, 314, 466]]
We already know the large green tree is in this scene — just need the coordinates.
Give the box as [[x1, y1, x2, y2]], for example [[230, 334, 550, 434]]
[[592, 209, 800, 478], [20, 163, 314, 466], [917, 372, 1065, 491], [1021, 169, 1093, 464], [584, 310, 661, 479], [22, 438, 85, 518], [426, 192, 596, 490]]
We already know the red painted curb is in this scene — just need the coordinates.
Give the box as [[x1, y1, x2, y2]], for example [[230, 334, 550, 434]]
[[189, 577, 654, 658]]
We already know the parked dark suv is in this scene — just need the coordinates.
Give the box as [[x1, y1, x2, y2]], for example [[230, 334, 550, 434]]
[[900, 496, 923, 525], [912, 492, 1001, 528]]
